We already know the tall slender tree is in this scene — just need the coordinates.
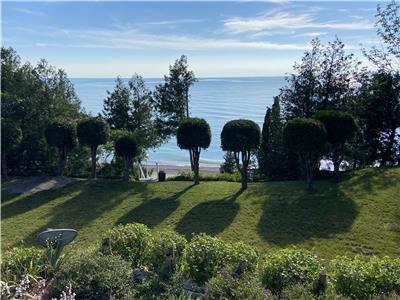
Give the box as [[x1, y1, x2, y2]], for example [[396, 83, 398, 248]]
[[154, 55, 197, 169]]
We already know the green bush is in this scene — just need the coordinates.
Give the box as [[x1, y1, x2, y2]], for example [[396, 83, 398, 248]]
[[103, 223, 153, 267], [261, 248, 322, 295], [52, 250, 134, 300], [151, 231, 187, 275], [1, 247, 45, 281], [168, 171, 241, 182], [206, 271, 267, 300], [331, 256, 400, 299], [183, 234, 228, 285], [226, 241, 259, 274]]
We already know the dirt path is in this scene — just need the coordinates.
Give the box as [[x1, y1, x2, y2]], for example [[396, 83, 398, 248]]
[[1, 176, 74, 194]]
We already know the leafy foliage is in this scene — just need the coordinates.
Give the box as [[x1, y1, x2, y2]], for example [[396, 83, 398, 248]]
[[1, 47, 82, 175], [177, 117, 211, 184], [151, 230, 187, 278], [114, 134, 140, 180], [52, 250, 134, 300], [1, 118, 22, 153], [45, 120, 78, 176], [103, 223, 152, 267], [221, 119, 261, 153], [221, 119, 260, 189], [103, 75, 163, 152], [280, 38, 360, 119], [314, 110, 358, 181], [283, 118, 327, 189], [206, 272, 268, 300], [260, 248, 323, 295], [114, 134, 139, 158], [331, 256, 400, 299], [154, 55, 196, 137], [45, 120, 77, 151], [177, 118, 211, 150], [77, 117, 109, 148], [182, 234, 228, 285], [1, 247, 45, 282]]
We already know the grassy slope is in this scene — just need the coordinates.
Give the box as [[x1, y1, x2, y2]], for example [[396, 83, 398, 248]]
[[1, 167, 399, 259]]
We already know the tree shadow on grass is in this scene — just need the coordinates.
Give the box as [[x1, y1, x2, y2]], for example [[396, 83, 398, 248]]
[[257, 184, 358, 246], [116, 184, 194, 228], [15, 180, 151, 247], [175, 189, 242, 238]]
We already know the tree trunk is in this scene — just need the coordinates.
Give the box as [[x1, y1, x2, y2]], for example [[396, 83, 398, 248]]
[[240, 151, 249, 190], [332, 146, 341, 183], [305, 156, 313, 191], [58, 147, 67, 177], [193, 149, 200, 185], [2, 152, 8, 179], [241, 169, 248, 190], [189, 149, 195, 172], [91, 146, 98, 179], [122, 156, 131, 181], [380, 127, 396, 167]]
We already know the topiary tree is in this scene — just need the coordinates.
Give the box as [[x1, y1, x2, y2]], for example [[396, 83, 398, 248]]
[[177, 118, 211, 185], [314, 110, 357, 182], [221, 119, 261, 190], [115, 134, 139, 181], [1, 118, 22, 179], [77, 117, 110, 179], [283, 118, 327, 190], [45, 120, 77, 176]]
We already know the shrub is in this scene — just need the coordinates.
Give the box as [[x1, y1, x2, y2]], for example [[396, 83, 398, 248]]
[[167, 171, 241, 182], [183, 234, 228, 285], [177, 118, 211, 185], [151, 231, 187, 275], [220, 119, 261, 189], [103, 223, 153, 267], [283, 118, 327, 190], [114, 134, 139, 181], [226, 241, 259, 274], [0, 247, 45, 282], [52, 250, 134, 300], [260, 248, 322, 295], [331, 256, 400, 299], [206, 271, 268, 300], [77, 117, 110, 179]]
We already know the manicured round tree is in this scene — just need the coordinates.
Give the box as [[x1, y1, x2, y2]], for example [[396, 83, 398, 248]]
[[221, 119, 261, 190], [115, 135, 139, 181], [177, 118, 211, 185], [77, 117, 110, 179], [283, 118, 327, 190], [45, 120, 77, 176], [1, 118, 22, 179], [314, 110, 357, 182]]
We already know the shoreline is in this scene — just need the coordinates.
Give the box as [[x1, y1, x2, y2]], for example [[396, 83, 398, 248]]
[[146, 164, 220, 178]]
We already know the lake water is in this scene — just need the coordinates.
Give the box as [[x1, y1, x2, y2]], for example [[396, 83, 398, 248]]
[[71, 77, 286, 166]]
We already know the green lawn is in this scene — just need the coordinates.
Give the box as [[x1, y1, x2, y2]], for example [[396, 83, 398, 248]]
[[1, 167, 399, 259]]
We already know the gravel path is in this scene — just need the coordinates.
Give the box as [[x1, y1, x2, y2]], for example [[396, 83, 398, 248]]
[[2, 176, 74, 194]]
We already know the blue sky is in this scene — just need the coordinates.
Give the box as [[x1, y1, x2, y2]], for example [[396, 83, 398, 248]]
[[2, 1, 384, 77]]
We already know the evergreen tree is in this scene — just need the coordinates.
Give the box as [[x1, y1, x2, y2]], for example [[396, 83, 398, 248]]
[[103, 74, 163, 154], [154, 55, 197, 169], [258, 97, 299, 180]]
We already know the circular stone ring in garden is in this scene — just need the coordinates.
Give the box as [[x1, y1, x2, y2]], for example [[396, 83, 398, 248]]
[[36, 228, 78, 248]]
